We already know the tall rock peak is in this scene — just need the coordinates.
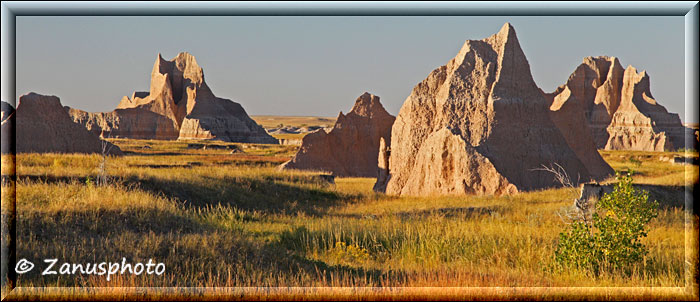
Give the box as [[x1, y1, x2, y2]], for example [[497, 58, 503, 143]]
[[493, 22, 518, 44], [376, 23, 609, 196], [69, 52, 277, 144]]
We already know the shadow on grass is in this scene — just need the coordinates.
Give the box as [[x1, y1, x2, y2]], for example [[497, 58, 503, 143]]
[[633, 184, 689, 208], [3, 174, 85, 185], [17, 207, 389, 287], [278, 226, 395, 263], [332, 205, 506, 221], [128, 162, 204, 169], [122, 151, 191, 156], [19, 208, 206, 239], [284, 253, 389, 286], [16, 206, 342, 287], [597, 184, 691, 209], [16, 207, 214, 286], [6, 171, 355, 216], [123, 174, 353, 216]]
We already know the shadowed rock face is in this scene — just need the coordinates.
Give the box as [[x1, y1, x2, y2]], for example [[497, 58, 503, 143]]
[[546, 56, 694, 152], [66, 107, 180, 139], [2, 93, 122, 155], [280, 92, 396, 177], [1, 101, 13, 123], [376, 23, 609, 196], [1, 101, 15, 154], [68, 52, 277, 144]]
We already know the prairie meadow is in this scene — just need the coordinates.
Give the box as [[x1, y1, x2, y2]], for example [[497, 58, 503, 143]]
[[1, 139, 697, 300]]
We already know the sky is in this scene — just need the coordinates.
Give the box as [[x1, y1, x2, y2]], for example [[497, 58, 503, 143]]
[[16, 16, 690, 122]]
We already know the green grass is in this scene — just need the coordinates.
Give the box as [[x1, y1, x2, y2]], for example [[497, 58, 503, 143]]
[[1, 143, 697, 299]]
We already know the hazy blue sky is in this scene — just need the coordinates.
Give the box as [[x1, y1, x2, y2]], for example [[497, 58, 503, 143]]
[[16, 16, 689, 122]]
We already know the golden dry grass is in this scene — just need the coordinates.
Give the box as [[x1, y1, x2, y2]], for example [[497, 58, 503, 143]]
[[599, 150, 698, 186], [270, 133, 308, 141], [250, 115, 336, 129], [1, 142, 697, 300]]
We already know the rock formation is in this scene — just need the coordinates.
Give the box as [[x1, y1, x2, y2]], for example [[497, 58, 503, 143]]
[[546, 56, 694, 152], [372, 137, 390, 192], [375, 23, 612, 196], [1, 101, 13, 123], [543, 72, 615, 179], [280, 92, 395, 177], [66, 107, 180, 139], [2, 93, 122, 155], [396, 128, 518, 196], [1, 101, 14, 154], [68, 52, 277, 144]]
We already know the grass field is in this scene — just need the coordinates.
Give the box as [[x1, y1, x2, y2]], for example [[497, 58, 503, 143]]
[[1, 140, 698, 300], [249, 115, 336, 129]]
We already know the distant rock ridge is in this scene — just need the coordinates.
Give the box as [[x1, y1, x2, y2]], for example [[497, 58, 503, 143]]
[[2, 93, 122, 155], [280, 92, 396, 177], [375, 23, 612, 196], [68, 52, 277, 144], [545, 56, 694, 152]]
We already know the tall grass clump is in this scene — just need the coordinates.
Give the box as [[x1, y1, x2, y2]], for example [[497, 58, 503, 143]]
[[555, 171, 659, 275]]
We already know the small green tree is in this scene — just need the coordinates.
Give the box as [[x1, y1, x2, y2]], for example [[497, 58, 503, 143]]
[[555, 171, 658, 275]]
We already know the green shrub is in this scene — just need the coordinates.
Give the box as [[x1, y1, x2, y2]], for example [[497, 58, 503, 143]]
[[555, 171, 658, 275]]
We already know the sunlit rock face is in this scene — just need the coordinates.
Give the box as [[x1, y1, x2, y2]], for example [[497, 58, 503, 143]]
[[68, 52, 277, 144], [376, 23, 609, 197], [546, 56, 693, 152]]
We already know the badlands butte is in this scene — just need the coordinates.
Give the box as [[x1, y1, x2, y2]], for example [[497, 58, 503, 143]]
[[3, 23, 697, 197]]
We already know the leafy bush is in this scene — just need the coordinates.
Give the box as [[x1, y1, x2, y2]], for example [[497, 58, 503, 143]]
[[555, 171, 658, 275]]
